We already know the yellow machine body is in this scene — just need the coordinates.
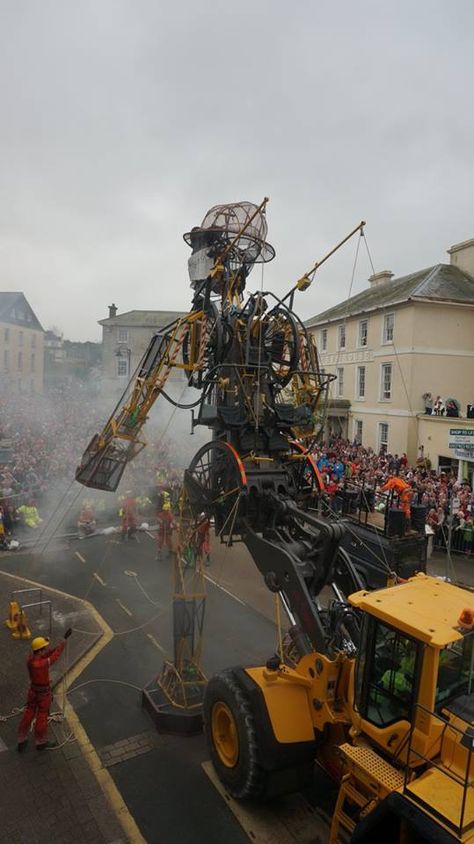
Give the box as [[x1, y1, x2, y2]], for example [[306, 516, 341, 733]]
[[242, 575, 474, 842]]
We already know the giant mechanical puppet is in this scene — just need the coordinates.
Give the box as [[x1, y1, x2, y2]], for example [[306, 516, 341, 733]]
[[76, 199, 365, 726]]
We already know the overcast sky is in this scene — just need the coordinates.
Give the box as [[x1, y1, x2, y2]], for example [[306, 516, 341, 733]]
[[1, 0, 473, 341]]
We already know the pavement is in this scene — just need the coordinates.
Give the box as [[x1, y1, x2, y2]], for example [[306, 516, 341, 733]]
[[0, 528, 280, 844], [0, 521, 471, 844], [0, 570, 131, 844]]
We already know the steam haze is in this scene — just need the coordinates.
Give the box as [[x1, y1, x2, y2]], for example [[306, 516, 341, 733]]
[[1, 0, 473, 339]]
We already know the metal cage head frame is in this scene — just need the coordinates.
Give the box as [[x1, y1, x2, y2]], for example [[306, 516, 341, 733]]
[[183, 201, 276, 266]]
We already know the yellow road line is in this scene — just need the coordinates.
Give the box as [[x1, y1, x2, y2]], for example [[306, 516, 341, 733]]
[[146, 633, 165, 654], [65, 703, 146, 843], [75, 551, 86, 563], [93, 572, 107, 586], [202, 760, 328, 843], [115, 598, 133, 617]]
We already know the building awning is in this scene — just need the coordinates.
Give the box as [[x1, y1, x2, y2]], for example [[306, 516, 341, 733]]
[[326, 399, 351, 418]]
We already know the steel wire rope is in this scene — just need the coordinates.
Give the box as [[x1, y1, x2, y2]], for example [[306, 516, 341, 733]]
[[254, 258, 266, 433], [361, 231, 432, 572], [334, 471, 391, 574], [328, 231, 363, 420], [275, 593, 284, 661], [299, 233, 395, 572], [78, 378, 191, 608], [317, 496, 394, 576], [48, 638, 76, 749], [361, 232, 419, 449], [33, 352, 147, 553], [32, 482, 82, 555], [77, 375, 200, 632], [436, 521, 458, 581], [34, 351, 189, 557]]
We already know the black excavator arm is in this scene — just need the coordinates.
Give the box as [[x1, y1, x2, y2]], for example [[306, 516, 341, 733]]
[[240, 493, 363, 657]]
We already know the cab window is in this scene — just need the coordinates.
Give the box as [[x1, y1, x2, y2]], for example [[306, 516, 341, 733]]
[[436, 633, 474, 708], [357, 619, 421, 728]]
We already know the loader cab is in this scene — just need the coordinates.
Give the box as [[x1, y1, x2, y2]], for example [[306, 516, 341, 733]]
[[354, 617, 422, 730], [435, 629, 474, 716], [350, 575, 474, 759]]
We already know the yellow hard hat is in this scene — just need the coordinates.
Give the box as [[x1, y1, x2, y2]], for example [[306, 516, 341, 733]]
[[31, 636, 50, 652]]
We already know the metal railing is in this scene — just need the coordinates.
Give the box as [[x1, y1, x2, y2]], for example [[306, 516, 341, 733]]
[[12, 588, 52, 635], [20, 601, 52, 635], [404, 703, 474, 837], [434, 524, 474, 557], [12, 587, 43, 612]]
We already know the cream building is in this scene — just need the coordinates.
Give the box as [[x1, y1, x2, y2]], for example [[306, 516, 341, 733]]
[[99, 304, 186, 392], [0, 292, 44, 393], [306, 237, 474, 482]]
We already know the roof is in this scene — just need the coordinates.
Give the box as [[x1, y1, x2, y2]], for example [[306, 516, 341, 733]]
[[98, 310, 186, 328], [305, 263, 474, 327], [0, 292, 44, 331], [349, 574, 469, 647]]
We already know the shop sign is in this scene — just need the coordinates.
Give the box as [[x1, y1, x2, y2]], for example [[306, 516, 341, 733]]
[[448, 428, 474, 452], [454, 449, 474, 461]]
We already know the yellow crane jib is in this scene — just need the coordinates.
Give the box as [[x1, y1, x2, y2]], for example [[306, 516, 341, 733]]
[[75, 314, 202, 491]]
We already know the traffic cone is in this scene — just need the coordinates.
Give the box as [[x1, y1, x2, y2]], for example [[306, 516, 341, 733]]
[[12, 609, 31, 640], [5, 600, 20, 631]]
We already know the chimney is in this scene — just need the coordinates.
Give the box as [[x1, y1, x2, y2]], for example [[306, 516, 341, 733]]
[[368, 270, 393, 287], [447, 237, 474, 278], [108, 303, 118, 319]]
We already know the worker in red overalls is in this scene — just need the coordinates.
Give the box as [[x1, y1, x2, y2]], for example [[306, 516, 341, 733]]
[[77, 500, 96, 536], [157, 495, 175, 558], [17, 628, 72, 752], [195, 515, 211, 566], [120, 493, 137, 541]]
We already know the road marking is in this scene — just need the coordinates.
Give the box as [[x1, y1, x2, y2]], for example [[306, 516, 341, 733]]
[[115, 598, 133, 617], [146, 633, 165, 654], [93, 572, 107, 586], [204, 575, 246, 606], [202, 761, 327, 843], [75, 551, 86, 563]]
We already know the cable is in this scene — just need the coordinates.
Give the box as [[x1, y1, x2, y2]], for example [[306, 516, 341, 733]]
[[318, 496, 393, 576], [68, 678, 142, 694], [124, 570, 162, 607], [362, 231, 418, 452], [0, 706, 24, 722], [328, 232, 362, 419]]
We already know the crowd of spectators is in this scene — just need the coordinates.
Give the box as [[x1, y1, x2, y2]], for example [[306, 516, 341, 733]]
[[0, 385, 103, 544], [0, 386, 473, 556], [422, 393, 474, 418], [0, 385, 192, 546], [314, 438, 474, 555]]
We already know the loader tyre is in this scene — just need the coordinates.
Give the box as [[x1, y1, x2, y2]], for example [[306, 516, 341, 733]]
[[204, 669, 265, 799], [204, 668, 315, 801]]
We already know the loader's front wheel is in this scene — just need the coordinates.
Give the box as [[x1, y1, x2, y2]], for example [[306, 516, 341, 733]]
[[204, 669, 265, 799], [204, 668, 315, 801]]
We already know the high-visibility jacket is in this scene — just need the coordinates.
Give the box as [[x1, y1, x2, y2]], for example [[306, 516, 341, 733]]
[[381, 477, 413, 516], [17, 505, 42, 528]]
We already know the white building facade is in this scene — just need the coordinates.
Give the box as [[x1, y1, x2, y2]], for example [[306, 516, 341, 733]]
[[306, 238, 474, 480]]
